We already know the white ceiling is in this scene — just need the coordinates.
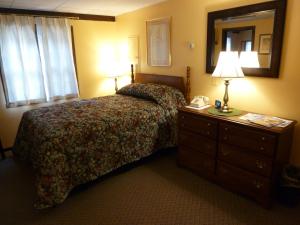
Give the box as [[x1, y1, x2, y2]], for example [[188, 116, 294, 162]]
[[0, 0, 167, 16]]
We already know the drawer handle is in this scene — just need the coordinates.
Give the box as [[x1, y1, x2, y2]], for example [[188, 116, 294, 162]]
[[261, 136, 266, 141], [180, 136, 186, 142], [220, 168, 228, 174], [207, 131, 210, 135], [256, 160, 265, 169], [221, 150, 230, 156], [259, 146, 265, 151], [207, 123, 211, 127], [223, 136, 228, 141], [224, 127, 229, 131], [203, 161, 211, 168], [253, 180, 264, 189]]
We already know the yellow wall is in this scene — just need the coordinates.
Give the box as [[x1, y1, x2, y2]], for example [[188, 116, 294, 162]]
[[116, 0, 300, 165], [70, 20, 118, 98], [0, 20, 117, 148], [69, 20, 131, 99]]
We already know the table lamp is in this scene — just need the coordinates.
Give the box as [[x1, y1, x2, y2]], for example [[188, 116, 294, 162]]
[[107, 74, 120, 92], [212, 51, 244, 113]]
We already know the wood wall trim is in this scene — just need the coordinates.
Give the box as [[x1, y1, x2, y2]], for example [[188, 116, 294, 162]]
[[0, 8, 115, 22]]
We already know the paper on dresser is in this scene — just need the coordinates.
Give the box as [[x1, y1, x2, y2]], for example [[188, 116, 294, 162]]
[[239, 113, 293, 128]]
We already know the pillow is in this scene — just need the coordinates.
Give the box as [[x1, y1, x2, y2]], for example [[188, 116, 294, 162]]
[[117, 83, 187, 110]]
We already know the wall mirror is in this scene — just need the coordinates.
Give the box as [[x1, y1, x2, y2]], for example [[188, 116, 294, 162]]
[[206, 0, 287, 77]]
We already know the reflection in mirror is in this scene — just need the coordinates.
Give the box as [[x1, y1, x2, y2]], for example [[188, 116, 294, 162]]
[[222, 26, 255, 52], [240, 51, 260, 68], [213, 10, 275, 69]]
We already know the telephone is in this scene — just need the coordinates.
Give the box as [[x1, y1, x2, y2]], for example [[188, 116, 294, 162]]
[[190, 96, 210, 108]]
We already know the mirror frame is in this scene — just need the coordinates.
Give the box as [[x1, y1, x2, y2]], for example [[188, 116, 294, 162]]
[[206, 0, 287, 78]]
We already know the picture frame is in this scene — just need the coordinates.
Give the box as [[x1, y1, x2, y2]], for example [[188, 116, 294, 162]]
[[146, 17, 171, 66], [259, 34, 272, 54]]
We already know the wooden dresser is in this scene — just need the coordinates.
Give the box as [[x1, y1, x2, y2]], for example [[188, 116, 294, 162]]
[[177, 107, 296, 207]]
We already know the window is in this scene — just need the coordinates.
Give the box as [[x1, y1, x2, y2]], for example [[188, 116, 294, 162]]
[[0, 15, 78, 107], [245, 41, 252, 51], [241, 40, 252, 52]]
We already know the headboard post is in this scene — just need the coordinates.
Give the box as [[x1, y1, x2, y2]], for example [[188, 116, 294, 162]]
[[131, 64, 134, 84], [186, 66, 191, 104]]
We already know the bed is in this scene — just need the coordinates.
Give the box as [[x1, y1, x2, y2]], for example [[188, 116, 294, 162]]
[[13, 66, 191, 209]]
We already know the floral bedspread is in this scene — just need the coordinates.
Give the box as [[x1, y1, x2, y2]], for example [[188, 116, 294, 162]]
[[14, 83, 186, 209]]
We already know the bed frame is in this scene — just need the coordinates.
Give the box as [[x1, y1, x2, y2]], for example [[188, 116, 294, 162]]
[[130, 64, 191, 104]]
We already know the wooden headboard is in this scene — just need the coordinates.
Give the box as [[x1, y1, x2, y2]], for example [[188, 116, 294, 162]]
[[131, 65, 191, 103]]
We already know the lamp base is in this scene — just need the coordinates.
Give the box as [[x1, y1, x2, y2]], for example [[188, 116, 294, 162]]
[[219, 105, 233, 113], [114, 77, 118, 93], [208, 107, 242, 117], [220, 80, 232, 113]]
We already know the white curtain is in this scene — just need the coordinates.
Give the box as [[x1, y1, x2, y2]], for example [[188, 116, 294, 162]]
[[36, 17, 78, 101], [0, 15, 46, 107], [0, 15, 78, 107]]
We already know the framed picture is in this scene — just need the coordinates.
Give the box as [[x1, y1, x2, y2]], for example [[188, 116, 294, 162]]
[[146, 17, 171, 66], [259, 34, 272, 54]]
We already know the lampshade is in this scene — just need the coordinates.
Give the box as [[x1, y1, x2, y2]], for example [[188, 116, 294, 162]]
[[107, 74, 120, 78], [212, 51, 244, 78], [239, 51, 260, 68]]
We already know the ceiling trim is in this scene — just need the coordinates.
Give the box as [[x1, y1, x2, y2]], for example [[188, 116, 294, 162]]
[[0, 8, 115, 22]]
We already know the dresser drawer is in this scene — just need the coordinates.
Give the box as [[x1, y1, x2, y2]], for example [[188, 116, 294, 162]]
[[217, 161, 271, 197], [218, 144, 273, 177], [219, 123, 276, 156], [179, 112, 217, 139], [179, 130, 217, 156], [178, 147, 215, 176]]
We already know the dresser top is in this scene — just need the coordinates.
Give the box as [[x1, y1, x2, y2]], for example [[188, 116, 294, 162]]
[[179, 106, 297, 134]]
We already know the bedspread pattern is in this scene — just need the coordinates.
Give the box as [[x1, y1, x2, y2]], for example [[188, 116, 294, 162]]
[[14, 84, 186, 209]]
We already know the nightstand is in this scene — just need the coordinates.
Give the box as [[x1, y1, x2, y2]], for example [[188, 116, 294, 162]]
[[177, 106, 296, 208]]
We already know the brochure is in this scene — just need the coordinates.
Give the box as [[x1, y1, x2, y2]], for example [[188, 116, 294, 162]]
[[239, 113, 293, 128]]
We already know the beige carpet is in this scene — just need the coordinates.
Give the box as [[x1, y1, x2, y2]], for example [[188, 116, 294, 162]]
[[0, 151, 299, 225]]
